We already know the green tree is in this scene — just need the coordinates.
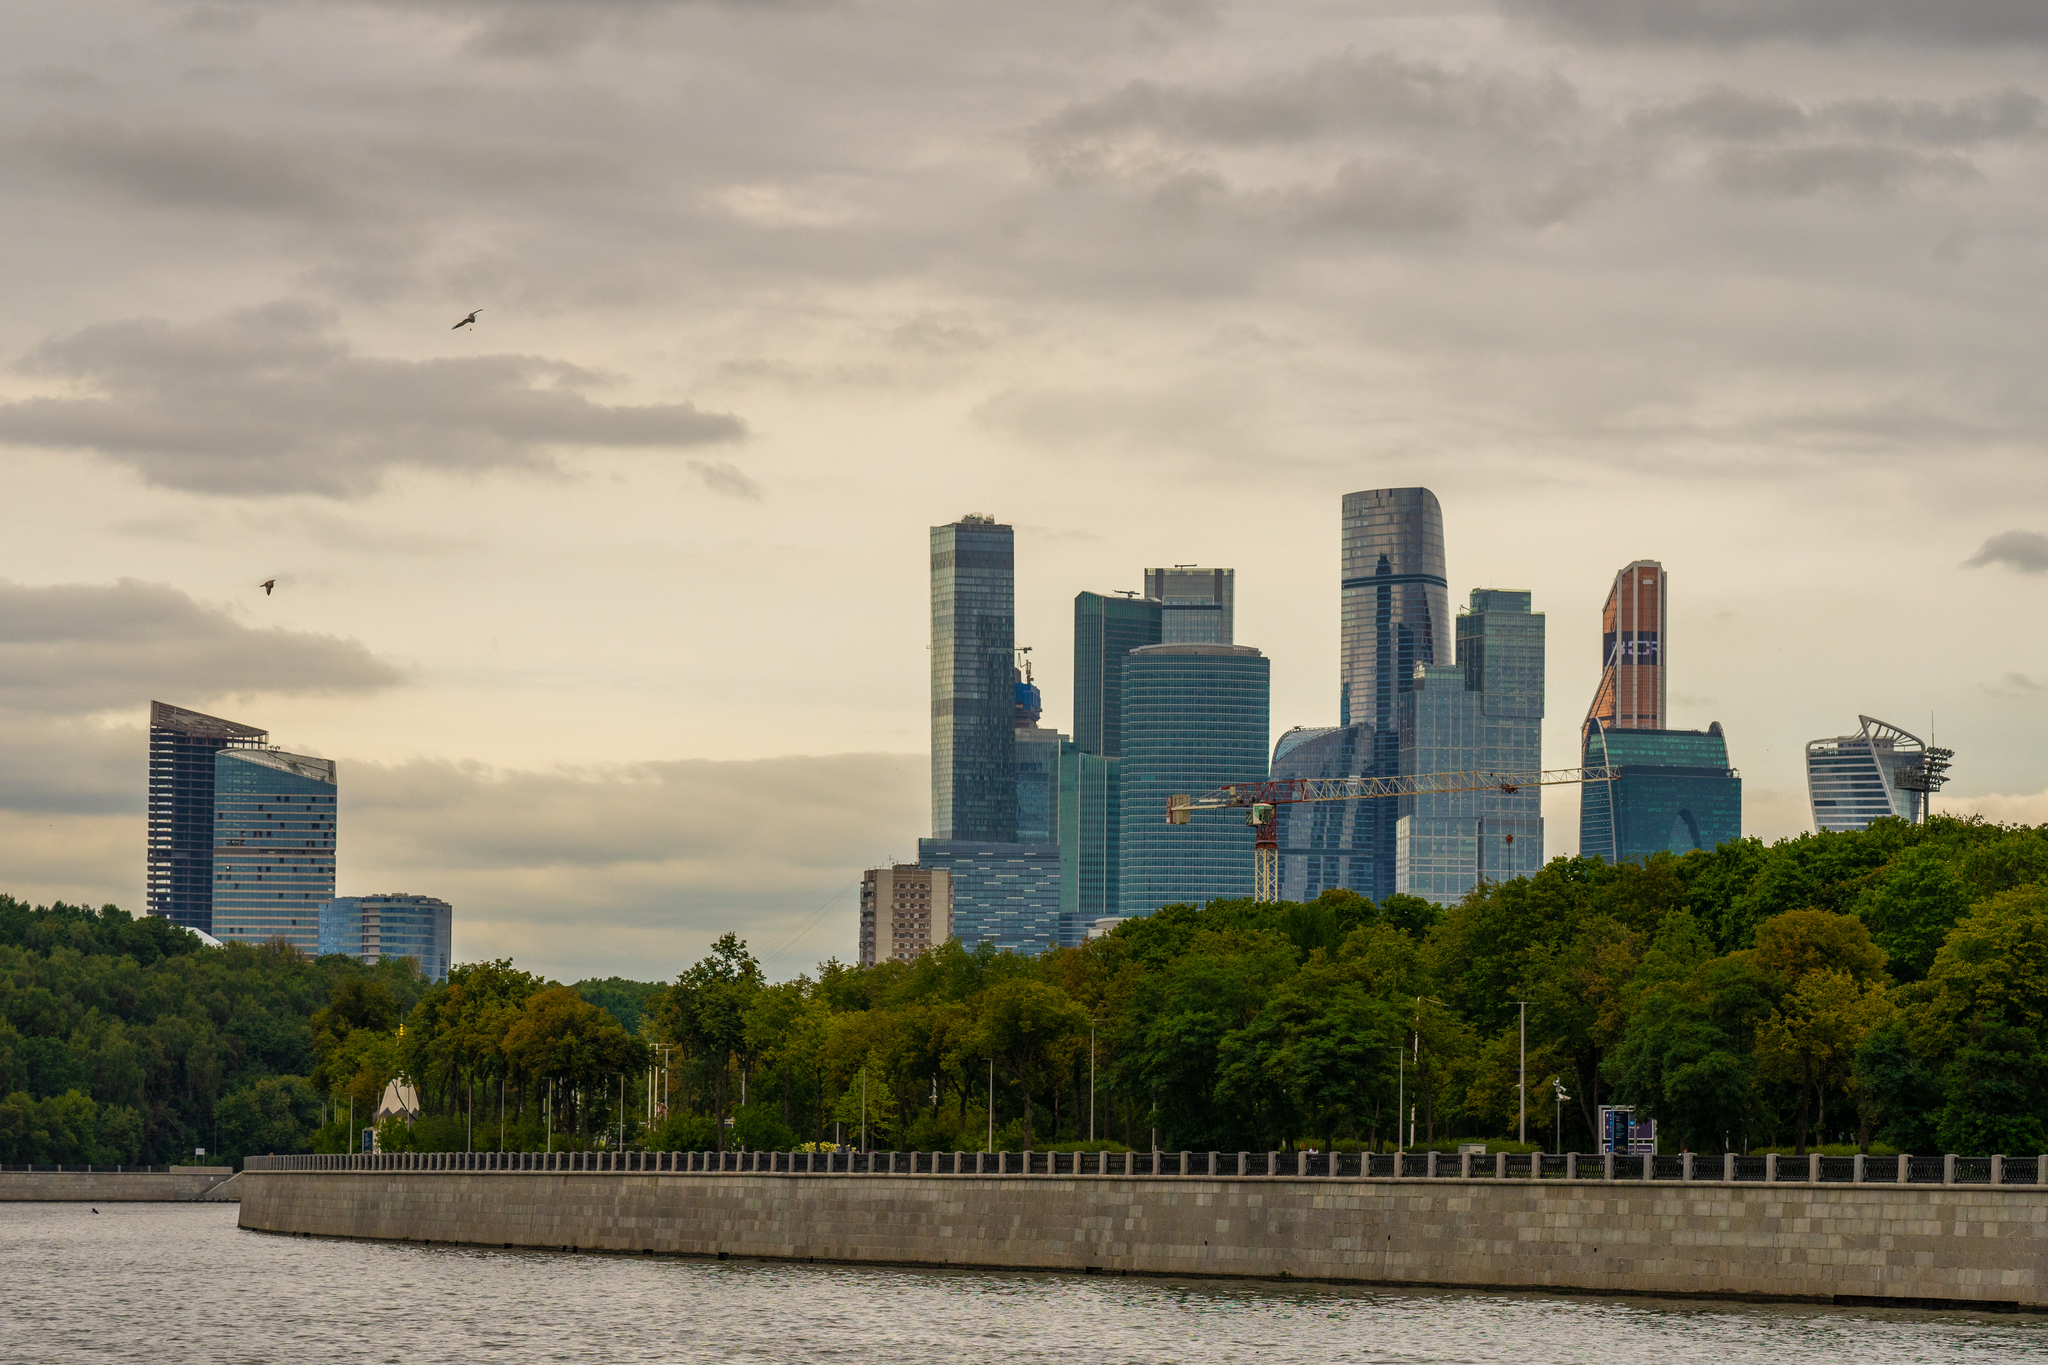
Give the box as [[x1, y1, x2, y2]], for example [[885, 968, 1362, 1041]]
[[1855, 846, 1972, 982], [972, 978, 1088, 1149], [1936, 1025, 2048, 1155]]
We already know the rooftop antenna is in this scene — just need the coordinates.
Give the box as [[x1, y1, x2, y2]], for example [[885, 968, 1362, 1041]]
[[1116, 589, 1139, 597]]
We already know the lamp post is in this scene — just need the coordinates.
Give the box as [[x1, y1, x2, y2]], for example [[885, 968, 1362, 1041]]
[[987, 1058, 994, 1153], [1553, 1078, 1570, 1156], [1089, 1022, 1096, 1144], [1514, 1001, 1530, 1146]]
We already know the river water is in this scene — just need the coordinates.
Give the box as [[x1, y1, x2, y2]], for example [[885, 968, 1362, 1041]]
[[7, 1202, 2043, 1363]]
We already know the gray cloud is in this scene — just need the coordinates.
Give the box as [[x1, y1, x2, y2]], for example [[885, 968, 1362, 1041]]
[[1283, 157, 1473, 234], [0, 302, 746, 497], [1503, 0, 2048, 46], [1966, 529, 2048, 573], [1712, 144, 1981, 196], [0, 578, 404, 717], [1640, 87, 2046, 147], [15, 117, 366, 221]]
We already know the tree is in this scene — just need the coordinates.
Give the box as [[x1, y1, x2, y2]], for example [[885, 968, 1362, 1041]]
[[1855, 847, 1972, 982], [653, 934, 764, 1149], [1755, 969, 1892, 1153], [1936, 1025, 2048, 1155], [972, 979, 1088, 1149]]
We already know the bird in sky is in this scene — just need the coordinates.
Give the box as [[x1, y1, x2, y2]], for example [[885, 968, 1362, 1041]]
[[261, 579, 276, 595], [452, 309, 482, 330]]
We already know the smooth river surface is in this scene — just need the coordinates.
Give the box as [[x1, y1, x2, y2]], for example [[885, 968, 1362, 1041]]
[[7, 1202, 2045, 1363]]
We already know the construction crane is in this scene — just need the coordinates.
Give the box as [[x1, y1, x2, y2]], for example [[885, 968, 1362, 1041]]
[[1167, 766, 1621, 902]]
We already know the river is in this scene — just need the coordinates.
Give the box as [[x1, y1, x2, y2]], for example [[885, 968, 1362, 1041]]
[[6, 1202, 2042, 1362]]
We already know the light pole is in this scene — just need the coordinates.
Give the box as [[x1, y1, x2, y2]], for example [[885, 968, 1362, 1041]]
[[987, 1058, 994, 1153], [860, 1068, 867, 1152], [1089, 1022, 1096, 1144], [1514, 1001, 1530, 1146], [1553, 1078, 1570, 1156]]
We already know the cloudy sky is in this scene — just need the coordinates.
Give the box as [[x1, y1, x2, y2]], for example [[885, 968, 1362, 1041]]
[[4, 0, 2046, 983]]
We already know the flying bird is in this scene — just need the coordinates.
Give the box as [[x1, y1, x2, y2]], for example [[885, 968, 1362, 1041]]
[[261, 579, 277, 596], [452, 309, 482, 330]]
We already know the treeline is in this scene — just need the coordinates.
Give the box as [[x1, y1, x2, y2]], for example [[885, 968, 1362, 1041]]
[[7, 814, 2047, 1164]]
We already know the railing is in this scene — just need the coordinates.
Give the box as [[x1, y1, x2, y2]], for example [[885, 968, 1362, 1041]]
[[236, 1150, 2048, 1186], [0, 1163, 205, 1174]]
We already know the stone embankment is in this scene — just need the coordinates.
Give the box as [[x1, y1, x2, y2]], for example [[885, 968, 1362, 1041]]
[[240, 1150, 2048, 1310], [1, 1166, 236, 1202]]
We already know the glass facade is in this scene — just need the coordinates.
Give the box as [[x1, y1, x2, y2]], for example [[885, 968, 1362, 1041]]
[[1014, 726, 1062, 845], [1340, 488, 1449, 900], [917, 838, 1060, 953], [1072, 592, 1162, 758], [1581, 721, 1741, 862], [1272, 725, 1374, 903], [212, 747, 337, 953], [1394, 589, 1546, 905], [146, 701, 268, 934], [1057, 743, 1119, 944], [1143, 567, 1234, 645], [1806, 716, 1924, 832], [1118, 645, 1270, 915], [1587, 560, 1667, 731], [318, 894, 451, 981], [931, 516, 1016, 842]]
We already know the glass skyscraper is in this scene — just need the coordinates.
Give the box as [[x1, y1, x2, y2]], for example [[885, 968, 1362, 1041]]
[[1060, 591, 1162, 936], [931, 515, 1016, 842], [1339, 488, 1449, 900], [1073, 592, 1163, 758], [147, 700, 268, 934], [1588, 560, 1667, 731], [212, 746, 338, 953], [1272, 724, 1373, 903], [1806, 716, 1925, 832], [1118, 644, 1270, 915], [915, 838, 1061, 953], [318, 893, 452, 981], [1143, 567, 1234, 645], [1581, 721, 1741, 861], [1394, 589, 1546, 905]]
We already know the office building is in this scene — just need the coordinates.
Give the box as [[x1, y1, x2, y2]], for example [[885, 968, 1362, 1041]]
[[1394, 589, 1546, 904], [1119, 644, 1270, 915], [915, 838, 1060, 953], [1582, 721, 1742, 860], [318, 893, 453, 981], [1012, 658, 1064, 845], [1806, 716, 1927, 832], [211, 746, 338, 953], [1057, 741, 1120, 941], [1587, 560, 1667, 731], [147, 701, 268, 934], [1339, 488, 1449, 899], [1073, 591, 1163, 758], [1272, 725, 1373, 903], [858, 866, 953, 966], [931, 515, 1016, 842], [1144, 567, 1234, 645]]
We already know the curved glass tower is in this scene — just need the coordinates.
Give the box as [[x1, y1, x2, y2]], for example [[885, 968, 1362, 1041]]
[[1272, 724, 1372, 903], [1340, 488, 1448, 899], [1807, 716, 1925, 832], [1118, 644, 1270, 915]]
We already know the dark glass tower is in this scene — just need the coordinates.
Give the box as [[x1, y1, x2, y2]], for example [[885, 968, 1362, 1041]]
[[930, 515, 1016, 842], [1063, 592, 1162, 936], [211, 747, 338, 953], [1073, 592, 1163, 758], [1272, 724, 1372, 903], [147, 700, 268, 934], [1118, 644, 1270, 915], [1582, 722, 1740, 861], [1339, 488, 1449, 899]]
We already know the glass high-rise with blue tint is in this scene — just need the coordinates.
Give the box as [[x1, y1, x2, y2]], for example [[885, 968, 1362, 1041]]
[[1395, 589, 1545, 905], [1340, 489, 1449, 900], [1073, 592, 1162, 758], [318, 893, 452, 981], [1806, 716, 1923, 833], [931, 515, 1016, 842], [1119, 644, 1270, 915], [1143, 567, 1233, 645], [147, 701, 268, 934], [1272, 724, 1373, 903], [212, 747, 337, 953], [915, 838, 1060, 953], [1583, 721, 1741, 859], [1062, 591, 1161, 938]]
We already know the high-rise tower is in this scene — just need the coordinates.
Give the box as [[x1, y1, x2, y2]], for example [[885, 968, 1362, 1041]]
[[1143, 567, 1233, 645], [1339, 488, 1448, 899], [1587, 560, 1667, 731], [211, 746, 338, 954], [147, 700, 268, 934], [930, 515, 1016, 842]]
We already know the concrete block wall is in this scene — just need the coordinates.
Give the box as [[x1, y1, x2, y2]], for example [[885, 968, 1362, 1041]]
[[238, 1172, 2048, 1309], [1, 1168, 236, 1202]]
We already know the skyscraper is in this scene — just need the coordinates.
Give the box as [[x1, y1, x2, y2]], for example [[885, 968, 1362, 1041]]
[[931, 515, 1016, 842], [1339, 488, 1449, 899], [211, 746, 338, 953], [1011, 657, 1064, 845], [1587, 560, 1667, 732], [1582, 721, 1741, 860], [1806, 716, 1926, 832], [318, 893, 452, 980], [1073, 592, 1162, 758], [147, 700, 267, 934], [1119, 644, 1270, 915], [858, 866, 953, 966], [1395, 589, 1546, 905], [1144, 567, 1234, 645], [1271, 725, 1373, 903]]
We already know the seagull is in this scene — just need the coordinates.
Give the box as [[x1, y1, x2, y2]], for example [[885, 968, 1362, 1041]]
[[452, 309, 482, 330], [260, 579, 277, 596], [92, 1208, 100, 1214]]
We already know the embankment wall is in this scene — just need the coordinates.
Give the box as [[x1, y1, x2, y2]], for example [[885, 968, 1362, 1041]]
[[2, 1168, 236, 1202], [238, 1172, 2048, 1309]]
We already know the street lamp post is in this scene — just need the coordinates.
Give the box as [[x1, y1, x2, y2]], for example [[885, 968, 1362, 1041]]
[[1515, 1001, 1530, 1147], [1089, 1023, 1096, 1144]]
